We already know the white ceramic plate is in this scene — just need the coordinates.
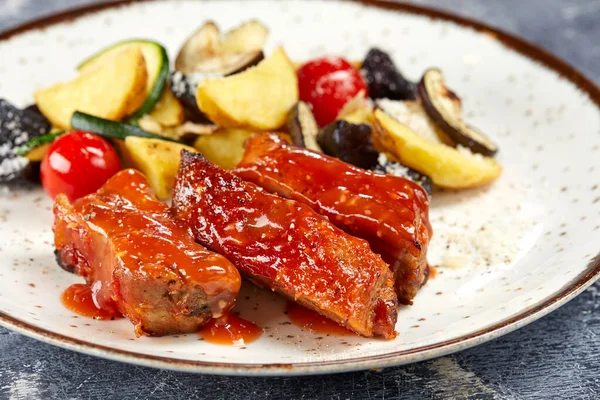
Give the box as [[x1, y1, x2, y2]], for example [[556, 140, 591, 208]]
[[0, 0, 599, 376]]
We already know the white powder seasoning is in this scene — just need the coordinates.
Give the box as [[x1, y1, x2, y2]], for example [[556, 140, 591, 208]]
[[376, 100, 540, 270], [427, 171, 544, 270], [377, 153, 411, 178], [376, 98, 445, 144]]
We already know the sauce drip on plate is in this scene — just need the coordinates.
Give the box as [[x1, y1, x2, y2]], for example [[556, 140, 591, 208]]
[[61, 283, 120, 320], [429, 266, 438, 279], [199, 312, 262, 345], [286, 302, 354, 336]]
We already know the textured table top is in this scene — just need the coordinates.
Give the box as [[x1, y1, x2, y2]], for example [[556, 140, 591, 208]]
[[1, 1, 599, 399]]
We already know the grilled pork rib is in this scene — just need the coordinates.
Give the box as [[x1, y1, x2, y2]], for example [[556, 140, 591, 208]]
[[236, 134, 432, 304], [53, 169, 241, 336], [172, 151, 398, 338]]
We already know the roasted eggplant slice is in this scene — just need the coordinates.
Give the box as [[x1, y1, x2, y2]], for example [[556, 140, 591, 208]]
[[286, 102, 322, 152], [317, 120, 378, 169], [0, 99, 51, 182], [175, 21, 221, 74], [175, 21, 266, 75], [169, 71, 213, 123], [362, 48, 416, 101], [418, 68, 498, 156], [189, 50, 264, 76], [372, 153, 433, 195]]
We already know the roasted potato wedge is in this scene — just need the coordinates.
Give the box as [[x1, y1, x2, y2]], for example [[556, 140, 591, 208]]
[[372, 110, 502, 189], [193, 129, 291, 170], [196, 47, 298, 130], [137, 115, 209, 142], [340, 108, 374, 125], [123, 136, 197, 199], [193, 128, 254, 170], [137, 115, 164, 135], [377, 99, 454, 146], [111, 139, 136, 169], [337, 91, 373, 125], [148, 87, 185, 127], [34, 47, 147, 129], [23, 144, 50, 162]]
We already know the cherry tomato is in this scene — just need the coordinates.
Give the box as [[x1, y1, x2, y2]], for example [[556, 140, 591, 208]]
[[297, 57, 368, 127], [41, 131, 121, 201]]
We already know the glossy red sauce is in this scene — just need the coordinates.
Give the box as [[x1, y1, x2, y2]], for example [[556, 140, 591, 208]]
[[172, 151, 398, 338], [75, 170, 240, 296], [236, 134, 432, 258], [429, 266, 438, 279], [54, 169, 241, 328], [235, 134, 431, 304], [199, 312, 262, 345], [286, 302, 354, 336], [61, 283, 120, 320]]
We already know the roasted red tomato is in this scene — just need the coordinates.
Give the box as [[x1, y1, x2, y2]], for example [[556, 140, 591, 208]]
[[41, 131, 121, 201], [297, 57, 368, 127]]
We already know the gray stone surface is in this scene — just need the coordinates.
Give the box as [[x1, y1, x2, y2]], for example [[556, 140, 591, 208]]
[[0, 0, 599, 399]]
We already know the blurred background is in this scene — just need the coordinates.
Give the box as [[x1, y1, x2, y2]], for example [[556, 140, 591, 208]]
[[1, 0, 599, 82]]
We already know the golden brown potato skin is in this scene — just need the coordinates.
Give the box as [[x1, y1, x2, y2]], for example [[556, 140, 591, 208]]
[[192, 128, 253, 170], [148, 87, 185, 127], [53, 169, 241, 336], [122, 137, 197, 200], [34, 47, 148, 129], [372, 110, 502, 189], [195, 47, 298, 130]]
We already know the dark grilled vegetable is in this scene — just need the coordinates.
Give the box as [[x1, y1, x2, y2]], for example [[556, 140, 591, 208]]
[[21, 162, 42, 183], [169, 71, 212, 123], [189, 51, 264, 76], [175, 21, 266, 75], [372, 155, 433, 195], [418, 68, 498, 156], [286, 102, 322, 152], [0, 99, 51, 182], [23, 104, 43, 115], [314, 116, 432, 193], [317, 120, 378, 169], [362, 48, 416, 101], [175, 21, 220, 74]]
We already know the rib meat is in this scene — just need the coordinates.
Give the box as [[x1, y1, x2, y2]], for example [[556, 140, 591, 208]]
[[53, 169, 241, 336], [236, 134, 432, 304], [172, 151, 398, 338]]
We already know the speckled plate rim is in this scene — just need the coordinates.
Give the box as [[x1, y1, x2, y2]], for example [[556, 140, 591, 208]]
[[0, 0, 599, 377]]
